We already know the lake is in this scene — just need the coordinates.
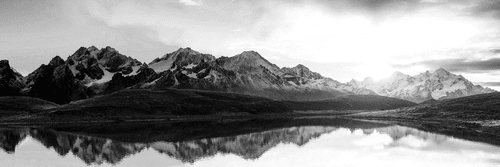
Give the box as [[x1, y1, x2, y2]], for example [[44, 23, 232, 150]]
[[0, 118, 499, 167]]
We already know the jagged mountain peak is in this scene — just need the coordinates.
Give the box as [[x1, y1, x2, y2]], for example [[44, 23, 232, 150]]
[[294, 64, 308, 69], [0, 59, 26, 96], [102, 46, 117, 53], [88, 46, 99, 51], [432, 67, 453, 78], [49, 56, 65, 67], [282, 64, 323, 80], [0, 60, 24, 78], [233, 51, 272, 64], [155, 47, 208, 61], [0, 60, 11, 70], [223, 51, 280, 72], [149, 47, 215, 73], [434, 67, 448, 73], [176, 47, 199, 54], [239, 50, 260, 56]]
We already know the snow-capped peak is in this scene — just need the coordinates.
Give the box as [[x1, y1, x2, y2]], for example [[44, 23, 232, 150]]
[[433, 67, 451, 77], [149, 47, 215, 73]]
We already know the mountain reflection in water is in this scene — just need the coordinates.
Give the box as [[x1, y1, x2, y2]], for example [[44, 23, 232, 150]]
[[0, 119, 499, 167]]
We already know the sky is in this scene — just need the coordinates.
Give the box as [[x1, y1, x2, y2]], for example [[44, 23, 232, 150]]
[[0, 0, 499, 90]]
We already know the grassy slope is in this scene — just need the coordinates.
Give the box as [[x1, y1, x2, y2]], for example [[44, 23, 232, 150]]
[[50, 89, 291, 117], [50, 89, 417, 117], [0, 89, 419, 122], [285, 95, 417, 111], [353, 92, 500, 121], [349, 92, 500, 144], [0, 96, 58, 117]]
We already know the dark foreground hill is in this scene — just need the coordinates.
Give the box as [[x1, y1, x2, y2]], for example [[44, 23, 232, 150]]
[[285, 95, 416, 111], [50, 89, 291, 117], [48, 89, 417, 117], [348, 92, 500, 146], [352, 92, 500, 121], [0, 89, 417, 122], [0, 96, 58, 117]]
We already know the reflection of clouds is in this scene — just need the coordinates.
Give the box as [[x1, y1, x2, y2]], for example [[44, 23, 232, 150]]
[[354, 130, 393, 150], [187, 126, 500, 167], [2, 125, 500, 167], [392, 135, 432, 148]]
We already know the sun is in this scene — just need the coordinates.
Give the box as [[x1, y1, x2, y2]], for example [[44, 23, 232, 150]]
[[355, 64, 395, 82]]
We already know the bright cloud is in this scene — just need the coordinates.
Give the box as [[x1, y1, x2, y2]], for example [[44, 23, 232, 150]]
[[2, 0, 500, 83], [179, 0, 202, 6]]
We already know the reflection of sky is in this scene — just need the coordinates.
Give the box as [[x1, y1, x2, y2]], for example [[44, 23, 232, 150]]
[[1, 127, 500, 167]]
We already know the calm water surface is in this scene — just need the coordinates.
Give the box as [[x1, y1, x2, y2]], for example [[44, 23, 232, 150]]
[[0, 119, 499, 167]]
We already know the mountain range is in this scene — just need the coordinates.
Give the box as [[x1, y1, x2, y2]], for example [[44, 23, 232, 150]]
[[0, 46, 495, 104]]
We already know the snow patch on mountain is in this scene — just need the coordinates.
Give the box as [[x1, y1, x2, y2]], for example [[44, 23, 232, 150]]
[[149, 59, 174, 73]]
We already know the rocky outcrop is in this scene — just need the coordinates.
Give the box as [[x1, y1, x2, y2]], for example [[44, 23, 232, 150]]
[[102, 65, 160, 94], [26, 56, 88, 104], [351, 68, 496, 103], [149, 47, 215, 73], [68, 46, 142, 84], [19, 46, 145, 104], [0, 60, 26, 96]]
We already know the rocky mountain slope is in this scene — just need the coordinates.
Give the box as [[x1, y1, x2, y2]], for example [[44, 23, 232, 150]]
[[349, 68, 495, 103], [6, 46, 146, 104], [0, 60, 26, 96], [139, 47, 375, 101]]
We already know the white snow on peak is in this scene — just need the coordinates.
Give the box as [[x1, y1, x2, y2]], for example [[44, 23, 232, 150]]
[[84, 66, 114, 86], [123, 66, 141, 76], [84, 65, 141, 87]]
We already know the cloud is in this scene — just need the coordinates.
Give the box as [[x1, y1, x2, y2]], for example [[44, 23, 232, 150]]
[[179, 0, 202, 6], [469, 0, 500, 18], [392, 57, 500, 73], [75, 0, 500, 82], [476, 82, 500, 86], [490, 49, 500, 54]]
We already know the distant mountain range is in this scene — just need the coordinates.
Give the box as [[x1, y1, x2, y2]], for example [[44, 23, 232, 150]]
[[0, 46, 495, 104], [349, 69, 495, 103]]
